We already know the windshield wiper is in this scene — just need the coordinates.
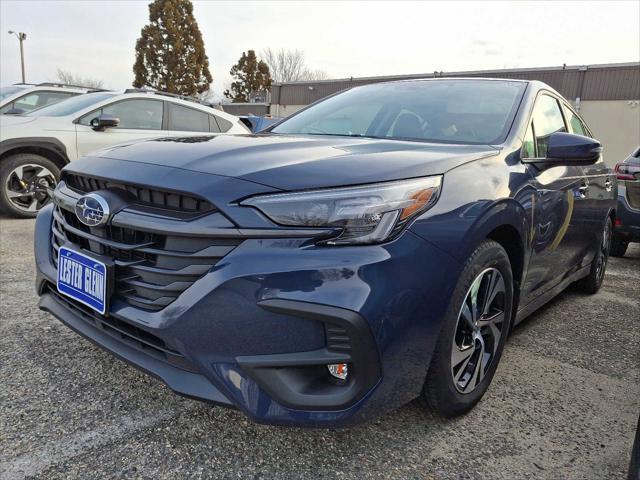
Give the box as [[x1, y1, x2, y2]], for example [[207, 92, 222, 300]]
[[301, 132, 379, 139]]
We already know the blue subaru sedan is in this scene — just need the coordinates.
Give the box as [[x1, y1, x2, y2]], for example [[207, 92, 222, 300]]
[[35, 79, 615, 426]]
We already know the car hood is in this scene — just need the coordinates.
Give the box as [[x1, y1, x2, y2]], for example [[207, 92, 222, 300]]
[[93, 134, 500, 190]]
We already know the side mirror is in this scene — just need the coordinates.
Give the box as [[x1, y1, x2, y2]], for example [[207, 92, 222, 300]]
[[90, 114, 119, 131], [545, 132, 602, 165]]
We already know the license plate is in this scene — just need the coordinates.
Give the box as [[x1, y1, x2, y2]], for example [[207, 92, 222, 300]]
[[57, 246, 108, 315]]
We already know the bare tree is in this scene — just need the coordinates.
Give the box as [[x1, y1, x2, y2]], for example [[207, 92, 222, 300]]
[[261, 48, 304, 83], [56, 69, 104, 89], [261, 48, 328, 83], [304, 69, 329, 81]]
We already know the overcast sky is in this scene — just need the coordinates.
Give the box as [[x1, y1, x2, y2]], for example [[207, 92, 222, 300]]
[[1, 0, 638, 99]]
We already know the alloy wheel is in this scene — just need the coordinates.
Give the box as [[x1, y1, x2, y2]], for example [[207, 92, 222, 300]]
[[4, 164, 56, 214], [451, 267, 506, 394]]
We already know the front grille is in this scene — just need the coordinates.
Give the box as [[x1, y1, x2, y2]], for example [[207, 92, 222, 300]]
[[45, 283, 196, 372], [325, 324, 352, 353], [52, 205, 242, 311], [62, 173, 214, 214]]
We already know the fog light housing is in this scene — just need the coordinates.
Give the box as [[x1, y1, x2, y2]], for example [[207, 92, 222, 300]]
[[328, 363, 348, 381]]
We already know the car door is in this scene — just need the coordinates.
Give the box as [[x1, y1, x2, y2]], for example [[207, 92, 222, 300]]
[[562, 103, 614, 265], [166, 102, 226, 137], [520, 94, 589, 305], [75, 98, 167, 157]]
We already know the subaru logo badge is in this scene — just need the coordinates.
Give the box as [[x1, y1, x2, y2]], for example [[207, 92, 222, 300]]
[[75, 193, 110, 227]]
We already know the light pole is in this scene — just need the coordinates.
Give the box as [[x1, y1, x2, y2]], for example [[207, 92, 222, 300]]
[[8, 30, 27, 83]]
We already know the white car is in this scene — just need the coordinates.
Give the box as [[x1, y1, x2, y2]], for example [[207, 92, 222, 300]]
[[0, 89, 250, 217], [0, 83, 95, 115]]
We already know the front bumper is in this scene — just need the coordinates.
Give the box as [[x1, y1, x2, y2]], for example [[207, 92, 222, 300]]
[[35, 201, 460, 426]]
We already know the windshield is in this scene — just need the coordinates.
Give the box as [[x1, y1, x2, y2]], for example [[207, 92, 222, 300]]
[[272, 80, 527, 144], [0, 85, 28, 100], [28, 92, 117, 117]]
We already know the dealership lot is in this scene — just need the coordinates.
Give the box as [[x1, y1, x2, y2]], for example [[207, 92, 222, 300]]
[[0, 215, 638, 480]]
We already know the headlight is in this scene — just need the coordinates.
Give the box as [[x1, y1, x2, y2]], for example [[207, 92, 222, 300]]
[[241, 176, 442, 245]]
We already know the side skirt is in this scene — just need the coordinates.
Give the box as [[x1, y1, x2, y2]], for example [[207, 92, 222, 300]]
[[514, 264, 590, 325]]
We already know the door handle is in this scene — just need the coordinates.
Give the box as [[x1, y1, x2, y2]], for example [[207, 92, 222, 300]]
[[578, 182, 589, 198], [605, 178, 613, 192]]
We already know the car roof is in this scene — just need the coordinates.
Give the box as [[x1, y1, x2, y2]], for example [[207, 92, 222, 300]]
[[351, 77, 568, 99], [4, 84, 30, 90], [348, 77, 552, 101], [11, 83, 100, 93], [361, 77, 531, 86]]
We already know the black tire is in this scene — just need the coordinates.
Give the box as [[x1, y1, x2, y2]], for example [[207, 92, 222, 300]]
[[0, 153, 59, 218], [610, 234, 629, 258], [421, 240, 514, 418], [576, 217, 612, 294]]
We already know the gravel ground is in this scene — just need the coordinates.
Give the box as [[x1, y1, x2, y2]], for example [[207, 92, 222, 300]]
[[1, 215, 638, 480]]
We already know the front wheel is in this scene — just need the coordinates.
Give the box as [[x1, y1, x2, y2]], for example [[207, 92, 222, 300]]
[[0, 154, 59, 218], [421, 240, 514, 418]]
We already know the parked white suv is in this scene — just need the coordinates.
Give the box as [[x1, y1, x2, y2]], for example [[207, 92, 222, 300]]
[[0, 83, 96, 115], [0, 89, 249, 217]]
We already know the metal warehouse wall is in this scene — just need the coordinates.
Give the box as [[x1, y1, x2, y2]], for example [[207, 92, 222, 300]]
[[271, 62, 640, 106], [220, 103, 270, 116]]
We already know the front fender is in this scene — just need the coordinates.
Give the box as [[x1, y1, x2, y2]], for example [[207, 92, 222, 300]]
[[0, 137, 69, 163], [409, 154, 532, 265], [460, 199, 529, 260], [411, 198, 529, 261]]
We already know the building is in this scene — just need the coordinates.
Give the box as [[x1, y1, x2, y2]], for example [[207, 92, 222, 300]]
[[220, 102, 270, 117], [260, 62, 640, 166]]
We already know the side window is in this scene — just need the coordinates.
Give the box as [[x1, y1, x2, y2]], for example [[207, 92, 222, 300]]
[[216, 116, 233, 132], [85, 100, 163, 130], [209, 115, 221, 133], [103, 100, 163, 129], [564, 106, 588, 137], [521, 122, 536, 159], [168, 103, 209, 132], [531, 95, 566, 158], [79, 108, 101, 126]]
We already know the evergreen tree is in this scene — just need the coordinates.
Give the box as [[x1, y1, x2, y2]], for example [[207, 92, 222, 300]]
[[224, 50, 272, 102], [133, 0, 212, 96]]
